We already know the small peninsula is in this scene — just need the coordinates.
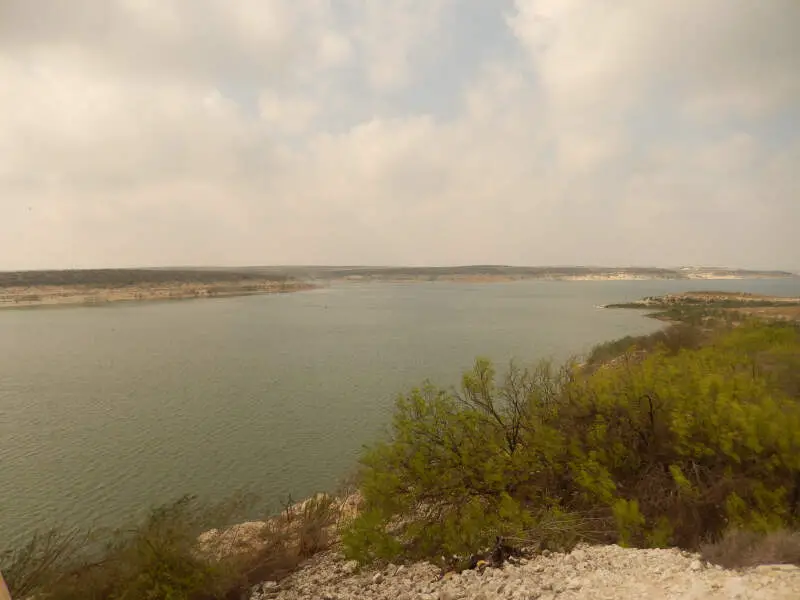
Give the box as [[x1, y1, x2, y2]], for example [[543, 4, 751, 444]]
[[606, 291, 800, 322], [0, 269, 316, 309]]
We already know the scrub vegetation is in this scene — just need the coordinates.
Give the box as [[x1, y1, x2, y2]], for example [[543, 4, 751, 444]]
[[4, 308, 800, 599]]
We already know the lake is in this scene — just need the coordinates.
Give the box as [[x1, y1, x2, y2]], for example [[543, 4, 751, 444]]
[[2, 278, 800, 545]]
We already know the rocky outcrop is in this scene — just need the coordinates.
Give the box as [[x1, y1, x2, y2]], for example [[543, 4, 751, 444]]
[[250, 544, 800, 600], [196, 492, 362, 561]]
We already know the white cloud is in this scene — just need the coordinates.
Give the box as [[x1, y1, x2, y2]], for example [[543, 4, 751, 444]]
[[511, 0, 800, 118], [0, 0, 797, 270], [353, 0, 453, 92], [316, 31, 354, 68], [259, 90, 319, 135]]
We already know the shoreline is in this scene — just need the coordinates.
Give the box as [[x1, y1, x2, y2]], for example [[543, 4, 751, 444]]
[[332, 274, 798, 285], [602, 291, 800, 322], [0, 281, 318, 310]]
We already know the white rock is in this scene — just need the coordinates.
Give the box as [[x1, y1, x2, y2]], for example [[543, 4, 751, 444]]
[[567, 578, 582, 590], [754, 564, 800, 574], [342, 560, 358, 575], [251, 544, 800, 600], [567, 548, 586, 563]]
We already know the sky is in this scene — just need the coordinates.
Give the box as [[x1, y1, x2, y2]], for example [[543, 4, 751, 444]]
[[1, 1, 798, 271]]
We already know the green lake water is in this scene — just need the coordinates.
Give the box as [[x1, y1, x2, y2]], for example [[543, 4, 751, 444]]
[[2, 279, 800, 545]]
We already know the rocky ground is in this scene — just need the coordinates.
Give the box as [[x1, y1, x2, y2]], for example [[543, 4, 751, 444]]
[[607, 292, 800, 309], [250, 544, 800, 600]]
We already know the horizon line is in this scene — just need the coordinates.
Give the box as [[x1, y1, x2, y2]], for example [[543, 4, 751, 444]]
[[1, 264, 798, 274]]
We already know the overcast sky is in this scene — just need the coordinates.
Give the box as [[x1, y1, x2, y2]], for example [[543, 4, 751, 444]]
[[1, 1, 798, 270]]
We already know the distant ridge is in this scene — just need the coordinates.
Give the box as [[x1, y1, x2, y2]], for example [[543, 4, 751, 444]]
[[2, 265, 795, 287], [229, 265, 797, 281]]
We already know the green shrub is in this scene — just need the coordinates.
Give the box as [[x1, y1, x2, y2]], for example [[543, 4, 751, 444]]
[[343, 321, 800, 562], [339, 508, 402, 564], [612, 499, 645, 547], [584, 323, 706, 368], [0, 528, 84, 598], [344, 358, 576, 562], [1, 492, 338, 600]]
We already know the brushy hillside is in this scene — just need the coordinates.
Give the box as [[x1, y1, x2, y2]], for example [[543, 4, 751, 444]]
[[343, 318, 800, 567]]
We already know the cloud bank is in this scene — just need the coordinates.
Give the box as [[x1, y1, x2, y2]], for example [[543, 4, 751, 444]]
[[1, 0, 798, 270]]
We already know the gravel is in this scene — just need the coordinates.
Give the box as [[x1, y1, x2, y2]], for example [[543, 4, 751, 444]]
[[249, 544, 800, 600]]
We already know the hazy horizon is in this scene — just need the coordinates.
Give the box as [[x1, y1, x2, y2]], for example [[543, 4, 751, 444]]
[[2, 262, 798, 274], [2, 1, 798, 270]]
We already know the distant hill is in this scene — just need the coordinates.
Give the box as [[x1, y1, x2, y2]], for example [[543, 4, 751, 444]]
[[231, 265, 797, 282], [0, 266, 795, 288], [0, 268, 290, 288]]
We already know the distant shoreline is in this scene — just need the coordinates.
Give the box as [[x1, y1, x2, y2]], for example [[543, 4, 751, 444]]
[[603, 291, 800, 322], [0, 283, 318, 310], [254, 265, 797, 283], [605, 290, 800, 308], [0, 270, 317, 310], [0, 266, 796, 310], [331, 273, 796, 284]]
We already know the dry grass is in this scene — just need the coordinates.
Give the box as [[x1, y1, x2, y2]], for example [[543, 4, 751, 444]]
[[1, 492, 349, 600], [701, 529, 800, 569], [0, 528, 86, 598], [498, 510, 615, 555]]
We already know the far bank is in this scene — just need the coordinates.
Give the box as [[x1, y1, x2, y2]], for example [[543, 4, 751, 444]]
[[0, 268, 317, 309]]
